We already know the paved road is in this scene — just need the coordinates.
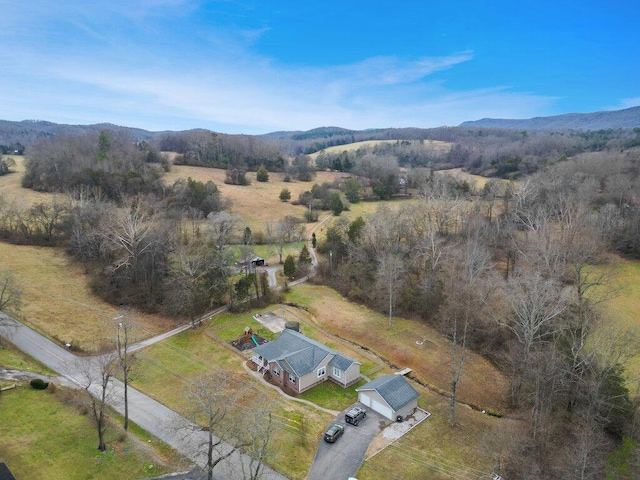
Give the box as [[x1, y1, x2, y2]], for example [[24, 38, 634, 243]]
[[0, 312, 287, 480], [306, 403, 385, 480]]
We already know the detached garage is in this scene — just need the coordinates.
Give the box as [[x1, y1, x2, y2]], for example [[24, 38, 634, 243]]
[[357, 374, 420, 421]]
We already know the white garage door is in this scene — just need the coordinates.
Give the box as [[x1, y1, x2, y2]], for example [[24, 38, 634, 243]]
[[371, 398, 393, 420], [360, 392, 393, 419], [359, 392, 371, 408]]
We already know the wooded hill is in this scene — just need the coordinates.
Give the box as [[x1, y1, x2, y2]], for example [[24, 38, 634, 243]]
[[461, 105, 640, 130]]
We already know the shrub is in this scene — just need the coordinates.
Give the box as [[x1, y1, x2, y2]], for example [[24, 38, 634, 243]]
[[256, 164, 269, 182], [279, 188, 291, 202], [30, 378, 49, 390]]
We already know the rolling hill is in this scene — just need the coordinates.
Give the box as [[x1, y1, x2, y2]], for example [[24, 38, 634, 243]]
[[460, 105, 640, 130]]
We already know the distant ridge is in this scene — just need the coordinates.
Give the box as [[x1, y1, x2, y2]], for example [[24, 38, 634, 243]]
[[460, 106, 640, 131], [0, 119, 161, 145]]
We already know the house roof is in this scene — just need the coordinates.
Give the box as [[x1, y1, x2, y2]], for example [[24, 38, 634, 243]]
[[0, 463, 16, 480], [252, 329, 358, 377], [329, 354, 356, 371], [356, 374, 420, 411]]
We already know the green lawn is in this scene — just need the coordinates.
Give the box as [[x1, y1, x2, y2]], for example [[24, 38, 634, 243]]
[[229, 242, 306, 266], [0, 385, 184, 480], [207, 311, 279, 344], [298, 378, 367, 411], [0, 341, 57, 376]]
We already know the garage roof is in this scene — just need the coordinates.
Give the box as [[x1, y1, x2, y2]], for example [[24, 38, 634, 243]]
[[357, 374, 419, 411]]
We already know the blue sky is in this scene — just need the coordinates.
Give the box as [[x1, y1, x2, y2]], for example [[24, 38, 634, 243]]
[[1, 0, 639, 134]]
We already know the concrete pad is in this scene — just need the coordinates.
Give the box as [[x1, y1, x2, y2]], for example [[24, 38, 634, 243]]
[[253, 311, 286, 333], [381, 407, 431, 441]]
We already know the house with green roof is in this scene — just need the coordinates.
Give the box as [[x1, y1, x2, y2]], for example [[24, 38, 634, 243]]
[[251, 329, 361, 394]]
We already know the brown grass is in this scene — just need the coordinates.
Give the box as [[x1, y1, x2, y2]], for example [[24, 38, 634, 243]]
[[0, 156, 53, 205], [0, 242, 177, 350], [163, 165, 343, 233], [439, 167, 492, 189], [286, 284, 509, 413], [308, 139, 452, 160], [596, 255, 640, 381], [359, 385, 515, 479]]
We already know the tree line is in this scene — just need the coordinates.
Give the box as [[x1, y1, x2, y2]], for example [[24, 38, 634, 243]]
[[315, 151, 640, 478], [0, 129, 287, 319]]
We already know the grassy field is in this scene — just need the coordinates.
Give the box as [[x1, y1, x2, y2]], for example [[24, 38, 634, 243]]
[[0, 385, 186, 480], [358, 387, 511, 479], [597, 256, 640, 382], [0, 242, 178, 351], [307, 139, 452, 161], [285, 284, 509, 413], [0, 155, 53, 206], [163, 165, 342, 234]]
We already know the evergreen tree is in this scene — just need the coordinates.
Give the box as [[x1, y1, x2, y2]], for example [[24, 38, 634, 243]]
[[256, 164, 269, 182], [299, 244, 312, 269], [283, 254, 296, 278], [329, 192, 344, 216], [279, 188, 291, 202]]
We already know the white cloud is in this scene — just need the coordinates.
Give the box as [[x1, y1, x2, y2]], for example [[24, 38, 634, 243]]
[[0, 3, 559, 133], [618, 97, 640, 109]]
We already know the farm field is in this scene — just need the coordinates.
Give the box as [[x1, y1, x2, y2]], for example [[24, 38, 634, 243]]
[[163, 164, 343, 233], [307, 139, 452, 160], [0, 155, 52, 206]]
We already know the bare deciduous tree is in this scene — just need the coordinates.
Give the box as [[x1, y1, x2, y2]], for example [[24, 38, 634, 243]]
[[238, 405, 277, 480], [0, 269, 23, 315], [501, 271, 569, 406], [78, 353, 117, 452], [187, 373, 246, 480], [376, 252, 406, 329], [113, 311, 137, 431], [207, 210, 241, 247]]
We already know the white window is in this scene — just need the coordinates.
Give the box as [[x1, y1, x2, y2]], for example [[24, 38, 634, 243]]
[[333, 366, 341, 378], [289, 374, 296, 383], [273, 366, 280, 376], [317, 366, 326, 377]]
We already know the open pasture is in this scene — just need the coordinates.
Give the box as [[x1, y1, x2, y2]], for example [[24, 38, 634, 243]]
[[0, 155, 53, 205], [0, 242, 177, 350], [597, 256, 640, 382], [308, 139, 452, 160], [163, 165, 343, 233]]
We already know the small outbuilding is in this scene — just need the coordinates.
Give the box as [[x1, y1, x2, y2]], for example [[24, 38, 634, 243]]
[[356, 374, 419, 421]]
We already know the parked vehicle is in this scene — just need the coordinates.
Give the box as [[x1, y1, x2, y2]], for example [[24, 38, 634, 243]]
[[345, 406, 367, 426], [323, 424, 345, 443]]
